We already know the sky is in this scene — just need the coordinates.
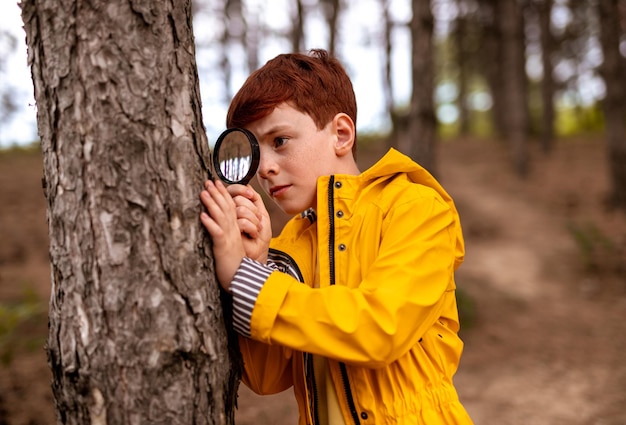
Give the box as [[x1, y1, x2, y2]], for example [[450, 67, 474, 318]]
[[0, 0, 415, 148], [0, 1, 38, 147]]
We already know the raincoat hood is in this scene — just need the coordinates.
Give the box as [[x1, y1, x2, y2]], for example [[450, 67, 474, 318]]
[[357, 148, 465, 270]]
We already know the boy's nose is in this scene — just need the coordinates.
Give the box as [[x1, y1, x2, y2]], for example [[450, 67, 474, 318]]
[[257, 152, 278, 179]]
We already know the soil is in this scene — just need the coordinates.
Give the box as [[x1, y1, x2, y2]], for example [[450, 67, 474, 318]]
[[1, 136, 625, 425]]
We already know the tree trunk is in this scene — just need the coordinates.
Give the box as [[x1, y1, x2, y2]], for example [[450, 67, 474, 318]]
[[454, 14, 470, 135], [290, 0, 306, 53], [538, 0, 555, 153], [379, 0, 397, 149], [477, 0, 507, 139], [598, 0, 626, 209], [322, 0, 341, 57], [500, 0, 530, 176], [407, 0, 437, 174], [21, 0, 239, 423]]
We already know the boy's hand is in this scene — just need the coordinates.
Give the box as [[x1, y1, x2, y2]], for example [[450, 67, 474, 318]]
[[227, 184, 272, 264], [199, 180, 246, 292]]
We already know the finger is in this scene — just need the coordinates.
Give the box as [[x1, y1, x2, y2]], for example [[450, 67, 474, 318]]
[[245, 185, 270, 217], [227, 183, 256, 200], [235, 204, 261, 229], [200, 211, 224, 239], [238, 218, 260, 238], [206, 180, 237, 213], [233, 195, 262, 222], [202, 189, 237, 230]]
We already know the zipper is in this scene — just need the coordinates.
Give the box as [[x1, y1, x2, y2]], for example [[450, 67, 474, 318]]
[[305, 352, 321, 425], [327, 176, 336, 286], [340, 363, 361, 424], [327, 176, 361, 425]]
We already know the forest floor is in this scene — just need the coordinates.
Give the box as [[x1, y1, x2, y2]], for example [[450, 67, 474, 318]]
[[1, 136, 625, 425]]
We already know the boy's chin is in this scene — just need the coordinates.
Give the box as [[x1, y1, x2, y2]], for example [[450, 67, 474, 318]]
[[276, 201, 309, 216]]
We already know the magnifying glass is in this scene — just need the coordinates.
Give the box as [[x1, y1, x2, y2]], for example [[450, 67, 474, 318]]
[[212, 128, 260, 185]]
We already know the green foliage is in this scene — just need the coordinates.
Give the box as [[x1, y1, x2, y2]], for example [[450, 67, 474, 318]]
[[0, 287, 46, 366], [555, 103, 605, 136]]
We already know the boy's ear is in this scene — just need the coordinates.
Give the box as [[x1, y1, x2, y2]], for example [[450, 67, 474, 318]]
[[332, 113, 355, 157]]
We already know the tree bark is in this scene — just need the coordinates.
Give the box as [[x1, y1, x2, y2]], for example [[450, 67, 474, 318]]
[[407, 0, 437, 174], [21, 0, 239, 423], [598, 0, 626, 209]]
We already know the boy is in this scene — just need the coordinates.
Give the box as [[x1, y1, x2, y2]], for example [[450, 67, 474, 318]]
[[200, 49, 473, 424]]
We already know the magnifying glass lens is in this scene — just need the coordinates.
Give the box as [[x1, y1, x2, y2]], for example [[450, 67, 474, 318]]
[[212, 128, 260, 185]]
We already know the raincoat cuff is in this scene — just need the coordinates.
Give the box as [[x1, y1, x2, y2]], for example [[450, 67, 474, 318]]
[[231, 257, 272, 337]]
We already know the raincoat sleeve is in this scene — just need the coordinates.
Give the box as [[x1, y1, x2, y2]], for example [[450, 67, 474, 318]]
[[230, 258, 295, 394], [245, 188, 461, 368]]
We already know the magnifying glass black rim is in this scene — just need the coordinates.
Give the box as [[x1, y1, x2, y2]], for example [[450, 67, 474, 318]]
[[212, 127, 260, 185]]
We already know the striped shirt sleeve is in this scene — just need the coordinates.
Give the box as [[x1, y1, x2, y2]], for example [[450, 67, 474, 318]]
[[230, 257, 273, 337]]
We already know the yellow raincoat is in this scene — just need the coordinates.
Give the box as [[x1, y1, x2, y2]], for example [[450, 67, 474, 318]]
[[234, 149, 473, 424]]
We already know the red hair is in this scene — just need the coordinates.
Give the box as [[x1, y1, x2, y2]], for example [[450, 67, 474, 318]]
[[226, 49, 357, 151]]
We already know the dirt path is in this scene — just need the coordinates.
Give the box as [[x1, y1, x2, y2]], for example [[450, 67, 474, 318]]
[[440, 138, 626, 425]]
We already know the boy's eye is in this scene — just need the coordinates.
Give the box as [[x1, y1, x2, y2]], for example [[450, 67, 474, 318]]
[[274, 137, 288, 148]]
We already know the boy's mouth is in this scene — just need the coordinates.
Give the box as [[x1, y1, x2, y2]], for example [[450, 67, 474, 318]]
[[269, 185, 291, 197]]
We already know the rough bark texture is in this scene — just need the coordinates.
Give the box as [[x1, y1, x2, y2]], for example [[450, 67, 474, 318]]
[[407, 0, 437, 175], [20, 0, 239, 423], [598, 0, 626, 209]]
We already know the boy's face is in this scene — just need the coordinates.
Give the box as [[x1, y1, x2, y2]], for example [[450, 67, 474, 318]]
[[246, 103, 346, 215]]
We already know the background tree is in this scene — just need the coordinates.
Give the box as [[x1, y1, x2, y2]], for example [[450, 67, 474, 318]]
[[500, 0, 530, 176], [598, 0, 626, 209], [407, 0, 437, 173], [475, 0, 507, 138], [380, 0, 393, 134], [451, 0, 479, 136], [21, 0, 239, 423], [290, 0, 306, 53], [321, 0, 342, 56], [537, 0, 556, 153]]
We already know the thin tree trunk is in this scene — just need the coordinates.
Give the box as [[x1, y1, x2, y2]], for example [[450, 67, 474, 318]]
[[408, 0, 437, 174], [21, 0, 239, 423], [501, 0, 530, 176], [538, 0, 555, 153], [291, 0, 305, 53], [322, 0, 341, 57], [477, 0, 507, 139], [455, 14, 470, 135], [379, 0, 398, 149], [598, 0, 626, 209]]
